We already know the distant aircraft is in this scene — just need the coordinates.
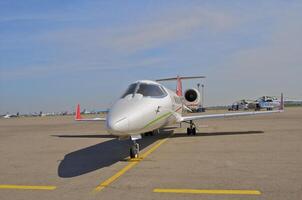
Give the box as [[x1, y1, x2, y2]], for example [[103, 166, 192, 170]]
[[255, 96, 281, 111], [3, 112, 19, 119], [3, 114, 11, 119], [75, 77, 284, 158], [228, 99, 252, 111]]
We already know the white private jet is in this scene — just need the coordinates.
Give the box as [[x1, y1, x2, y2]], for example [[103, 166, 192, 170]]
[[3, 112, 19, 119], [256, 96, 281, 111], [75, 77, 284, 158]]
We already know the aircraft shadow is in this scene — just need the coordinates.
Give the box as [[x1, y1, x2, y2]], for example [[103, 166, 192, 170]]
[[57, 131, 172, 178], [171, 130, 264, 138], [53, 134, 116, 138], [56, 130, 260, 178]]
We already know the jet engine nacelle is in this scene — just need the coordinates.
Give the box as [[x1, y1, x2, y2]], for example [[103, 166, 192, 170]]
[[184, 88, 201, 111]]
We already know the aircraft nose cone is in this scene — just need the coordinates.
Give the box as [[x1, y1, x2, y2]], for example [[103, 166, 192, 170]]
[[108, 117, 129, 133]]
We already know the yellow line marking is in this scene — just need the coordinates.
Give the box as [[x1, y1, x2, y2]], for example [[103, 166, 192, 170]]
[[153, 188, 261, 195], [140, 138, 168, 159], [0, 185, 56, 190], [124, 157, 143, 162], [93, 138, 168, 192], [143, 112, 172, 129]]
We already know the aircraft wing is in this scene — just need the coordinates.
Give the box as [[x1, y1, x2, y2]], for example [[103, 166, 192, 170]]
[[181, 93, 284, 122], [181, 109, 283, 122], [75, 104, 106, 121], [75, 117, 106, 121]]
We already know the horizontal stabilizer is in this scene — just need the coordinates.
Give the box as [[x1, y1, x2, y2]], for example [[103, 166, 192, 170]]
[[156, 75, 206, 82], [156, 75, 206, 96]]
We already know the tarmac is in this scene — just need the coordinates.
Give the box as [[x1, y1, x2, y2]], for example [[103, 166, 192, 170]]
[[0, 107, 301, 200]]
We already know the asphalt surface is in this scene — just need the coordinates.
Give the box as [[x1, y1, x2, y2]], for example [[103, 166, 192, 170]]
[[0, 107, 301, 200]]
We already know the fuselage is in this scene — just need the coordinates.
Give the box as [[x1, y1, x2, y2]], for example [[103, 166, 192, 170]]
[[106, 80, 182, 136], [257, 96, 281, 109]]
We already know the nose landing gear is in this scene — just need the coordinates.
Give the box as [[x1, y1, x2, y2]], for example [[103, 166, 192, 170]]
[[130, 135, 142, 159], [187, 120, 196, 135], [130, 140, 139, 159]]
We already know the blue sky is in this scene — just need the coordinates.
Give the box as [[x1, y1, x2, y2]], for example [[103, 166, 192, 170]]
[[1, 0, 302, 113]]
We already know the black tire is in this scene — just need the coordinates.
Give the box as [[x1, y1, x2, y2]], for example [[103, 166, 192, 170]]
[[144, 131, 154, 136], [130, 147, 137, 158], [192, 128, 196, 135], [187, 128, 191, 135]]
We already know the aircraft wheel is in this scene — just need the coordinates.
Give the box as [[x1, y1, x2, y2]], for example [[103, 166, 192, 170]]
[[130, 143, 139, 158], [148, 131, 154, 136], [187, 128, 191, 135], [192, 128, 196, 135], [144, 131, 154, 136]]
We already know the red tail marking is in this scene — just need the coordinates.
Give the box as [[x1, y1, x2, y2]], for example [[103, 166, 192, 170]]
[[176, 76, 182, 96], [75, 104, 82, 120]]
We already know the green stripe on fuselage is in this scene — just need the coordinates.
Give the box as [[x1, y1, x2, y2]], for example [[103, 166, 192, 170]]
[[143, 112, 172, 129]]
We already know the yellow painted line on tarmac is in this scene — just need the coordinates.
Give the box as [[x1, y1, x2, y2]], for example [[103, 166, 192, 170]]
[[93, 138, 168, 193], [140, 138, 168, 159], [153, 188, 261, 195], [0, 185, 56, 190]]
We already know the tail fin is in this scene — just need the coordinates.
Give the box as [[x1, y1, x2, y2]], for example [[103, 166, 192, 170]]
[[176, 76, 182, 96], [156, 75, 206, 97], [280, 93, 284, 110], [75, 104, 82, 120]]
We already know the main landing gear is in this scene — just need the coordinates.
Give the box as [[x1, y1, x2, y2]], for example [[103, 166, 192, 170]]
[[144, 129, 159, 137], [144, 131, 154, 136], [187, 120, 196, 136]]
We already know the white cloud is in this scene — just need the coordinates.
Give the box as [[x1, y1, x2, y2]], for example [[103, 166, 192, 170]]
[[40, 7, 238, 54], [107, 9, 238, 53], [226, 12, 302, 78], [9, 7, 237, 80], [0, 56, 169, 80], [206, 8, 302, 105]]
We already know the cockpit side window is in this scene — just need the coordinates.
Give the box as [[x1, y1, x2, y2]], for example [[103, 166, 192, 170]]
[[121, 83, 137, 98], [136, 83, 166, 97]]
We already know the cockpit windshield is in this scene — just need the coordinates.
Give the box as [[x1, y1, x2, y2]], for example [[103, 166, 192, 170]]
[[121, 83, 137, 98], [136, 83, 166, 97], [121, 83, 166, 98]]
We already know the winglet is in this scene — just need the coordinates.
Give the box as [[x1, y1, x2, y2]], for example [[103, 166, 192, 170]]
[[75, 104, 82, 120], [280, 93, 284, 111]]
